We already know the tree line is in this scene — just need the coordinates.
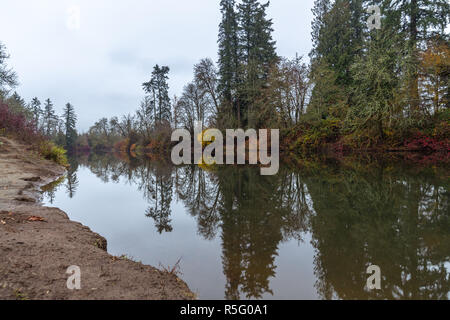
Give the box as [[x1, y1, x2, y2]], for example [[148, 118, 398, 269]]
[[86, 0, 448, 155], [2, 92, 78, 152], [0, 42, 78, 154]]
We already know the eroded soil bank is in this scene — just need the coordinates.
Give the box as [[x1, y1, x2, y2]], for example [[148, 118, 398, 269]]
[[0, 137, 194, 300]]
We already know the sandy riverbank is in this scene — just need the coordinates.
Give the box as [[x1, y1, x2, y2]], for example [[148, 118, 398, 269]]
[[0, 137, 194, 300]]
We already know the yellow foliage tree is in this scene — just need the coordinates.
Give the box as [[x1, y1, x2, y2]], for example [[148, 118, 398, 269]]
[[419, 38, 450, 115]]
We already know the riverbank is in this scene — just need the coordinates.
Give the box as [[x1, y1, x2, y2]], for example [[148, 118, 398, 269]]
[[0, 137, 194, 300]]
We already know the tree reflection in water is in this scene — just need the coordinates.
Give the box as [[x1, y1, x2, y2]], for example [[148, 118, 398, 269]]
[[46, 154, 449, 300]]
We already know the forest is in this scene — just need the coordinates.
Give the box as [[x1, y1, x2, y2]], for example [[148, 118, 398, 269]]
[[1, 0, 449, 160], [1, 0, 448, 301]]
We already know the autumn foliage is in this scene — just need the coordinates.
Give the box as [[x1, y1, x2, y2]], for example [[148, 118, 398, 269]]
[[0, 102, 42, 144], [405, 132, 450, 153]]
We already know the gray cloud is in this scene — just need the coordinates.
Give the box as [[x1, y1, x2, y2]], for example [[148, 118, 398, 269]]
[[0, 0, 314, 131]]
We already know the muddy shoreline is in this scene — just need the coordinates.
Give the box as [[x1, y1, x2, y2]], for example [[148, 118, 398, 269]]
[[0, 137, 194, 300]]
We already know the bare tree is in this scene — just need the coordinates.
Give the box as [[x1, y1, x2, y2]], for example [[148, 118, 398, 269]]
[[281, 56, 310, 124], [176, 81, 211, 133], [136, 96, 155, 141], [194, 58, 220, 114]]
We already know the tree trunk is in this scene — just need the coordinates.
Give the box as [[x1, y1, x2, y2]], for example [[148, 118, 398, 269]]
[[409, 0, 420, 116]]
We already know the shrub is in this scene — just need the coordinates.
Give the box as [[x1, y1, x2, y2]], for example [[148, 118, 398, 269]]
[[39, 141, 69, 167], [292, 119, 341, 151], [433, 121, 450, 140], [0, 102, 42, 144], [405, 132, 449, 152]]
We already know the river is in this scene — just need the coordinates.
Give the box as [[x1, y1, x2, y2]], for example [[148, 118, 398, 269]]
[[42, 153, 449, 300]]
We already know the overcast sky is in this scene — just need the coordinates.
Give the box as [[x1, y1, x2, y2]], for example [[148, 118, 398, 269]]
[[0, 0, 314, 131]]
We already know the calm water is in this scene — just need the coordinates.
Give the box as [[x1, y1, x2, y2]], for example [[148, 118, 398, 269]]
[[42, 154, 449, 300]]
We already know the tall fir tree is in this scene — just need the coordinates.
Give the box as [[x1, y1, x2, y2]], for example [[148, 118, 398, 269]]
[[63, 103, 78, 151], [310, 0, 332, 62], [30, 97, 42, 126], [217, 0, 240, 126], [143, 65, 172, 125], [43, 98, 57, 137], [309, 0, 365, 119], [218, 0, 240, 103], [216, 0, 278, 128], [11, 91, 25, 106], [7, 91, 29, 116], [237, 0, 278, 127]]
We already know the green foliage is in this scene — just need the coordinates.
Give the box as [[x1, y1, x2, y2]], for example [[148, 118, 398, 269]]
[[83, 1, 448, 156], [30, 97, 42, 126], [435, 108, 450, 123], [290, 119, 342, 151], [217, 0, 278, 128], [218, 0, 240, 106], [308, 0, 364, 120], [63, 102, 78, 151], [0, 42, 18, 94], [347, 28, 402, 138], [142, 65, 172, 125], [310, 0, 331, 60], [42, 98, 58, 137], [39, 141, 69, 167], [307, 61, 346, 120]]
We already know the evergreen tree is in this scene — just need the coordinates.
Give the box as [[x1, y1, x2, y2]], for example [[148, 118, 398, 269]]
[[236, 0, 278, 127], [30, 97, 42, 126], [307, 60, 345, 120], [66, 157, 79, 199], [218, 0, 240, 102], [309, 0, 365, 119], [63, 103, 78, 151], [11, 91, 25, 106], [310, 0, 331, 61], [146, 171, 173, 234], [216, 0, 278, 127], [238, 0, 277, 67], [143, 65, 172, 125], [217, 0, 240, 125], [43, 98, 57, 137], [6, 91, 33, 119]]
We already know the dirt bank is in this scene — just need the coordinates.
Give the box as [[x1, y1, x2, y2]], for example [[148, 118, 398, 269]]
[[0, 137, 194, 300]]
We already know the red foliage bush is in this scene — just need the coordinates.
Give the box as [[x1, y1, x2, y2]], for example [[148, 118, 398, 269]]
[[0, 102, 43, 144], [405, 132, 450, 152]]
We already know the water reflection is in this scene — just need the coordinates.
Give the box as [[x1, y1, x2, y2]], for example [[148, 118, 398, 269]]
[[306, 164, 449, 300], [43, 154, 449, 300]]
